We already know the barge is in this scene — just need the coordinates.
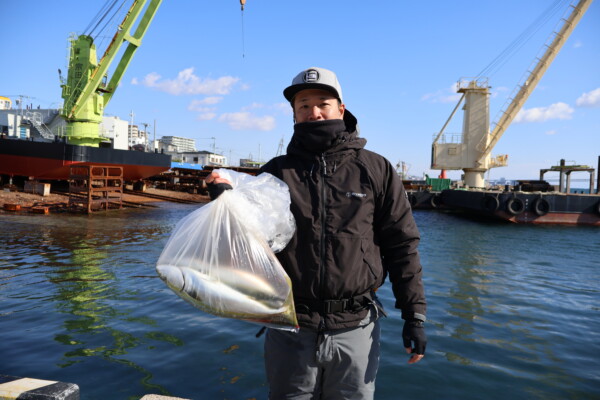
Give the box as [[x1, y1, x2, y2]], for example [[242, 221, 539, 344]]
[[440, 188, 600, 226], [439, 160, 600, 226]]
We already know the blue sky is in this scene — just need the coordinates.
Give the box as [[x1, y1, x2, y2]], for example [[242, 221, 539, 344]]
[[2, 0, 599, 181]]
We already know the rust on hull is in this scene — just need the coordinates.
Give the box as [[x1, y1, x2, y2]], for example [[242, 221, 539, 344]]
[[0, 138, 171, 181]]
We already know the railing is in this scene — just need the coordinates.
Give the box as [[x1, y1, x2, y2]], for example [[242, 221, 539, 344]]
[[457, 77, 489, 91], [24, 111, 55, 140], [432, 132, 463, 144]]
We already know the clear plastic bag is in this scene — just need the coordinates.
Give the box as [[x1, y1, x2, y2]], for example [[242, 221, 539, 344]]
[[156, 169, 298, 331]]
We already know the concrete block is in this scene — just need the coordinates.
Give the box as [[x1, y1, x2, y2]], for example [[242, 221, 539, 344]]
[[24, 182, 51, 196], [0, 375, 79, 400]]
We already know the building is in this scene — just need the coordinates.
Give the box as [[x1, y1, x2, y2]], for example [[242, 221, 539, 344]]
[[160, 136, 196, 153], [128, 124, 139, 147], [0, 110, 27, 137], [180, 150, 227, 166], [239, 158, 265, 168], [0, 96, 12, 110]]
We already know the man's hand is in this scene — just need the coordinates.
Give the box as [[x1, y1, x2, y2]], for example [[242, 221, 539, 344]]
[[402, 319, 426, 364], [205, 172, 233, 200]]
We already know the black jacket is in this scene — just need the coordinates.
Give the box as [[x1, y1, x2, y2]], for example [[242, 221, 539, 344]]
[[260, 112, 425, 330]]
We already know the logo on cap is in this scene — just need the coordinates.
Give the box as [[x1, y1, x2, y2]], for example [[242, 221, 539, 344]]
[[303, 69, 319, 83]]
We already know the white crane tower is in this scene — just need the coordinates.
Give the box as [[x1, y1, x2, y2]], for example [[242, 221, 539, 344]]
[[431, 0, 593, 188]]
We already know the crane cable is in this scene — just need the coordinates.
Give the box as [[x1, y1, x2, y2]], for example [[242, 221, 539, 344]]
[[66, 0, 127, 114], [84, 0, 121, 37], [241, 0, 246, 58], [83, 0, 114, 35], [475, 0, 570, 79]]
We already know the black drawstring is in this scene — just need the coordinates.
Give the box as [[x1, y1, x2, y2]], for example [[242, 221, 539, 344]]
[[255, 326, 266, 338]]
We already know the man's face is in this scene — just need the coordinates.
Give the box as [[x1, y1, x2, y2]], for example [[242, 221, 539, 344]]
[[292, 89, 345, 123]]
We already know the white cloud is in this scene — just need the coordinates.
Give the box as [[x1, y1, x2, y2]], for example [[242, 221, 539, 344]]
[[187, 99, 221, 120], [421, 83, 462, 104], [491, 86, 509, 98], [131, 68, 239, 95], [242, 102, 265, 111], [196, 112, 217, 121], [545, 130, 557, 135], [514, 102, 574, 123], [274, 102, 293, 115], [576, 88, 600, 107], [218, 112, 275, 131], [188, 99, 221, 111], [573, 40, 583, 48], [197, 97, 223, 105]]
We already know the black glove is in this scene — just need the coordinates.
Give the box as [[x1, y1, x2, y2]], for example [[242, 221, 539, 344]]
[[207, 182, 233, 200], [402, 318, 427, 355]]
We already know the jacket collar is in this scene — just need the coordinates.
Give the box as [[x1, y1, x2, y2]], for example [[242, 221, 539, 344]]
[[286, 110, 365, 159]]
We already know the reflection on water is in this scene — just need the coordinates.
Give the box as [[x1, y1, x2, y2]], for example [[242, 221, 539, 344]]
[[415, 211, 600, 399], [1, 207, 599, 400], [1, 207, 192, 398]]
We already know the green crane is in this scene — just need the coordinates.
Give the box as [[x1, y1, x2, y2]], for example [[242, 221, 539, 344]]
[[60, 0, 163, 147]]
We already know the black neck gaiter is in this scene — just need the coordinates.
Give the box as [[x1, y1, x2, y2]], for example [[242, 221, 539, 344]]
[[291, 119, 348, 154]]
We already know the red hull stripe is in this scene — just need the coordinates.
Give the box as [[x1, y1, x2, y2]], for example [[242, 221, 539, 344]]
[[0, 139, 170, 180]]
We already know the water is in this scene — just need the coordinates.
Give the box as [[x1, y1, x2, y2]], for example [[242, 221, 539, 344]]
[[1, 204, 599, 400]]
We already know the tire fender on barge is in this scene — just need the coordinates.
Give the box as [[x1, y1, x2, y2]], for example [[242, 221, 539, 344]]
[[506, 197, 525, 215], [533, 197, 550, 216], [482, 195, 499, 213]]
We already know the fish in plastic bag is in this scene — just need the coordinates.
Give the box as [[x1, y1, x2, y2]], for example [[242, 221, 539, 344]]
[[156, 169, 298, 331]]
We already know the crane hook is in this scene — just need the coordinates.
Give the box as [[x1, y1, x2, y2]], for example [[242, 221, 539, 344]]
[[240, 0, 246, 11]]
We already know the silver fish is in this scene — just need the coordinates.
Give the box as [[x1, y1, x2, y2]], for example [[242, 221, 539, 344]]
[[156, 264, 296, 326]]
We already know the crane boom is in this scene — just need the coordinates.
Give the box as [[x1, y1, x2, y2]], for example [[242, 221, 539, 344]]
[[478, 0, 592, 162], [61, 0, 163, 146]]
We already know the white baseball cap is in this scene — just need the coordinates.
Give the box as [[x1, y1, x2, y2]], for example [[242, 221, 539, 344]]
[[283, 67, 343, 103]]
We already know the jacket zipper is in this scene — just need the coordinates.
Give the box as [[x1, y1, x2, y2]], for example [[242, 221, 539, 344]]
[[319, 154, 327, 329]]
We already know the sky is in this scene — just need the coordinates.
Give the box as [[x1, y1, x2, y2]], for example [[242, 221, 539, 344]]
[[1, 0, 599, 182]]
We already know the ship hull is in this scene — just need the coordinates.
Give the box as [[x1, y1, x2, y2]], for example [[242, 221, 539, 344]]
[[0, 138, 171, 181], [441, 189, 600, 226]]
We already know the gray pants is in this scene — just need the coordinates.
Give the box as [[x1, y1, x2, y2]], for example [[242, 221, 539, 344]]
[[264, 318, 381, 400]]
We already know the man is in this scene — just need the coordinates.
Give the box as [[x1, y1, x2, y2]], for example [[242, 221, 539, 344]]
[[207, 67, 426, 399]]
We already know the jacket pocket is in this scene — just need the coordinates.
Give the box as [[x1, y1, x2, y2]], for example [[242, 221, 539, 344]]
[[361, 238, 384, 288], [328, 235, 382, 297]]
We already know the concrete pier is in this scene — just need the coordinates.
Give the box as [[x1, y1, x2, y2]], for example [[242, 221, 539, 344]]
[[0, 375, 79, 400]]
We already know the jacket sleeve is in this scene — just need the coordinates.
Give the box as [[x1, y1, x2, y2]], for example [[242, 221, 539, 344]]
[[259, 157, 282, 179], [373, 158, 426, 320]]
